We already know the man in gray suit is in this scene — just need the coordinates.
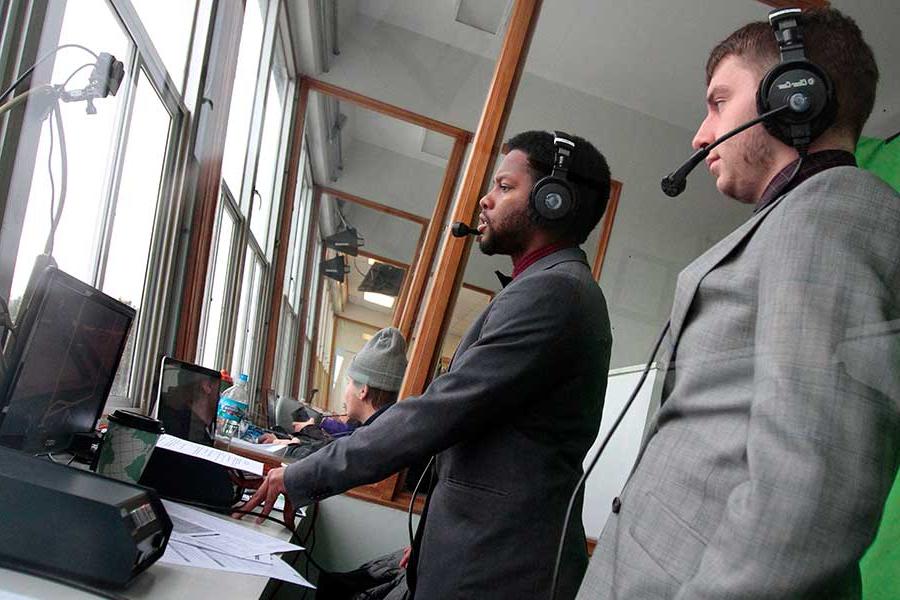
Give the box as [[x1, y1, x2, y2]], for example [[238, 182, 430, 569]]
[[579, 8, 899, 599], [240, 131, 614, 598]]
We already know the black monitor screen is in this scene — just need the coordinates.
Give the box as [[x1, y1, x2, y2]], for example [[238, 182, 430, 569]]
[[0, 267, 135, 453], [154, 357, 220, 446]]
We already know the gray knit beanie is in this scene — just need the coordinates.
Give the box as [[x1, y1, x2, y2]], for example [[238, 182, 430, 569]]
[[347, 327, 408, 392]]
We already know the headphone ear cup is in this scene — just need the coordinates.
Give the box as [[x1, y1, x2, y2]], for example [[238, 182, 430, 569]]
[[757, 60, 836, 147], [530, 176, 575, 221]]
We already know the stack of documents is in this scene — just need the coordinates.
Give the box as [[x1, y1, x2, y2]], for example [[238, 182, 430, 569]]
[[158, 500, 314, 588]]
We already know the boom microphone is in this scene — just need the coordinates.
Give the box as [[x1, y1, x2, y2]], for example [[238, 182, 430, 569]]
[[661, 103, 790, 197], [451, 222, 478, 237]]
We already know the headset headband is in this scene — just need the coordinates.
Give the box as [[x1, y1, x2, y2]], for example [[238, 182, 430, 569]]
[[770, 8, 807, 62], [551, 131, 576, 179]]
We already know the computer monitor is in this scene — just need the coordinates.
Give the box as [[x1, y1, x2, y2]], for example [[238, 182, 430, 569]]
[[0, 266, 135, 454], [153, 356, 220, 446]]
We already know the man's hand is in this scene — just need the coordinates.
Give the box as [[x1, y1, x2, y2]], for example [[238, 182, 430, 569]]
[[233, 467, 287, 525], [257, 432, 277, 444], [399, 545, 412, 569], [291, 418, 315, 432]]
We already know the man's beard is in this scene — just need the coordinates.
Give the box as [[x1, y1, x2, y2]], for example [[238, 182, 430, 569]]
[[478, 207, 535, 256], [722, 125, 775, 203]]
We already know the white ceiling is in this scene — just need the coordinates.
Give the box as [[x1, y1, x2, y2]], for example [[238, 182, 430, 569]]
[[353, 0, 898, 139]]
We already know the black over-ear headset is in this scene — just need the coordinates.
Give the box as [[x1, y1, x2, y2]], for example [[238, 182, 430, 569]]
[[757, 7, 836, 151], [530, 131, 577, 221]]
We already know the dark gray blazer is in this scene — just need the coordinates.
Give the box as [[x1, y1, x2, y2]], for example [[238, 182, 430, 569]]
[[579, 167, 900, 599], [284, 247, 612, 599]]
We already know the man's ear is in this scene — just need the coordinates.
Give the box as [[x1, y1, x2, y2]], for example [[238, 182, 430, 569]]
[[358, 384, 369, 402]]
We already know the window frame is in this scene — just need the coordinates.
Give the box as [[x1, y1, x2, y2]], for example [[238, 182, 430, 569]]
[[0, 0, 197, 410]]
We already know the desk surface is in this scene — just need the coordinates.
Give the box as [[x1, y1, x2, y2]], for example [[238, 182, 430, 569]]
[[1, 510, 296, 600]]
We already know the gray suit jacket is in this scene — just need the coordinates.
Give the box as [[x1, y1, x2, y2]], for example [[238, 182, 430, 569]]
[[578, 167, 900, 599], [285, 247, 611, 599]]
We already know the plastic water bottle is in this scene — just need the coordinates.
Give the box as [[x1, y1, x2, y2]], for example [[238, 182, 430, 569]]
[[216, 373, 249, 438]]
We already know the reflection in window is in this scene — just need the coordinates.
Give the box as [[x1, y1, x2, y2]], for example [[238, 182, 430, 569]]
[[103, 71, 171, 396]]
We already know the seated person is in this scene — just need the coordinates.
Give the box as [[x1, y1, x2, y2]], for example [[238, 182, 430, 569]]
[[263, 327, 407, 460], [286, 413, 360, 438]]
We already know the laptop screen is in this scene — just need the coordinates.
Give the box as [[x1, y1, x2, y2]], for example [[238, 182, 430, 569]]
[[154, 357, 221, 446]]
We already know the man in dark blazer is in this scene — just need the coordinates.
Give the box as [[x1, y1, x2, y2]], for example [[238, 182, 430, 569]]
[[239, 130, 614, 599], [579, 8, 899, 599]]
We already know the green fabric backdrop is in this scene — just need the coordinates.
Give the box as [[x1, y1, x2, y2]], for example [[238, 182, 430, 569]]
[[856, 135, 899, 600]]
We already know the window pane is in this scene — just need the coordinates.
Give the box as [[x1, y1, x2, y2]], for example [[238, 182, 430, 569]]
[[289, 173, 312, 308], [102, 72, 170, 304], [231, 247, 254, 377], [103, 70, 172, 397], [231, 250, 264, 391], [249, 66, 284, 250], [220, 0, 266, 203], [242, 256, 264, 380], [283, 181, 302, 296], [131, 0, 198, 91], [9, 0, 130, 312], [200, 204, 235, 369], [275, 302, 297, 396], [306, 242, 322, 327]]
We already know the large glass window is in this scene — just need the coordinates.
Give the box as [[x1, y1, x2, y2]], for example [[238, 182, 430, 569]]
[[198, 190, 239, 370], [249, 36, 289, 253], [197, 1, 295, 409], [2, 0, 195, 406], [9, 0, 131, 308], [272, 146, 311, 397], [220, 0, 266, 202], [102, 70, 172, 396]]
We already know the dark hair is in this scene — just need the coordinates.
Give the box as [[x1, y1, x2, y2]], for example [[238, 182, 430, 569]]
[[706, 8, 878, 142], [505, 131, 611, 245]]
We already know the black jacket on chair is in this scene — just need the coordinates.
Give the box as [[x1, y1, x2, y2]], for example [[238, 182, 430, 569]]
[[284, 247, 612, 599]]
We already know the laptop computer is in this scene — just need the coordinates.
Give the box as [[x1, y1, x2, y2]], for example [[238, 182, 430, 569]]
[[152, 356, 221, 446]]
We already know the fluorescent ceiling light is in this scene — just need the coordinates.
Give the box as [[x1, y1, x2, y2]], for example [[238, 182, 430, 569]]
[[364, 292, 395, 308]]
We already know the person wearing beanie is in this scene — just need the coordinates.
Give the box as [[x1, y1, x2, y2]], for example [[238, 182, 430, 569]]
[[238, 130, 613, 600], [342, 326, 407, 424], [259, 327, 408, 458]]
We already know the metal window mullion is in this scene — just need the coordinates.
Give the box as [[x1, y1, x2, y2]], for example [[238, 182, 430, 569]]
[[130, 83, 189, 410], [93, 45, 140, 290]]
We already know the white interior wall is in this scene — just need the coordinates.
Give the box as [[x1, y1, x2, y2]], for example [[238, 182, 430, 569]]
[[312, 494, 421, 572]]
